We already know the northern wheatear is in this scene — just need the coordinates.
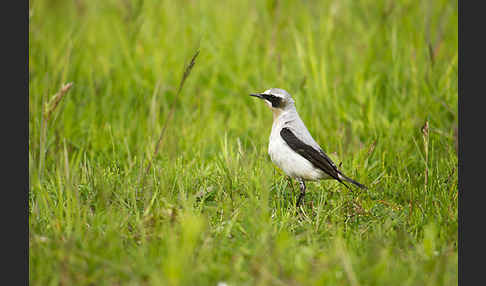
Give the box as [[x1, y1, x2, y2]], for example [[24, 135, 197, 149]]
[[250, 88, 366, 207]]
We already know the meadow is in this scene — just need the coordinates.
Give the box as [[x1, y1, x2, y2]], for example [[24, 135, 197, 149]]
[[29, 0, 458, 285]]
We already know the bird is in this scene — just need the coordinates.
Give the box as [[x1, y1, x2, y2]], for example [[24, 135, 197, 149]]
[[249, 88, 366, 208]]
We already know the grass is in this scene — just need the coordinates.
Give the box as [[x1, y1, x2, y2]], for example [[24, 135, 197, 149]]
[[29, 0, 458, 285]]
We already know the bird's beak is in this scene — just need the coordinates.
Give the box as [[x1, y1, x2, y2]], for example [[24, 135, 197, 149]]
[[250, 93, 265, 99]]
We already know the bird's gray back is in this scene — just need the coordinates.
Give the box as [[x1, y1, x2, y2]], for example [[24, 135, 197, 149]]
[[271, 109, 323, 152]]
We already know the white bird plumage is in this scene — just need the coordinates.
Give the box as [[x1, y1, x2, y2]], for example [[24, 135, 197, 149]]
[[250, 88, 366, 207]]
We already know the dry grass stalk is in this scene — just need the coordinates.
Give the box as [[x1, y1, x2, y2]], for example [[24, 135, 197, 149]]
[[367, 139, 377, 158], [44, 82, 73, 122], [140, 49, 200, 190], [422, 120, 430, 193], [38, 82, 74, 179]]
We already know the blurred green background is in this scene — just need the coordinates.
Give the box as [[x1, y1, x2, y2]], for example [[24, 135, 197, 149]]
[[29, 0, 458, 285]]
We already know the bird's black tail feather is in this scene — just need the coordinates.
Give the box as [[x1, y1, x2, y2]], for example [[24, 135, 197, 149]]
[[338, 173, 367, 189]]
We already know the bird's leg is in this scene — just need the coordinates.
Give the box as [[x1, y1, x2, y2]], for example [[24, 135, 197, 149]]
[[296, 179, 306, 208]]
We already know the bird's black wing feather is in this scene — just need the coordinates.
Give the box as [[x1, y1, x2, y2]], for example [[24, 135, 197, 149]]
[[280, 127, 367, 189], [280, 127, 344, 183]]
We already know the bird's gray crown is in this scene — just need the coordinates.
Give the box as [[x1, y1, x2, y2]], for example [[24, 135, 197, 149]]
[[263, 88, 295, 108], [250, 88, 296, 110], [264, 88, 292, 100]]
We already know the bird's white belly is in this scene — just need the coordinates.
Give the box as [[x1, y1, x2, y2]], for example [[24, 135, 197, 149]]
[[268, 135, 328, 181]]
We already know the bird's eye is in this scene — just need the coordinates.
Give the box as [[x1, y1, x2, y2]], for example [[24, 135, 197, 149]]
[[267, 94, 283, 108]]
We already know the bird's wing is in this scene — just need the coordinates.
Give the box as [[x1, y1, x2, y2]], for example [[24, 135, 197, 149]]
[[280, 127, 344, 183]]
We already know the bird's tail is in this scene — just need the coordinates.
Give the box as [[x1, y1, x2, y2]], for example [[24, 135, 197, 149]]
[[338, 173, 367, 189]]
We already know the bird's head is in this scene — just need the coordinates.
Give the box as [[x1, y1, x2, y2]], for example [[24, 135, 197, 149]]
[[250, 88, 295, 118]]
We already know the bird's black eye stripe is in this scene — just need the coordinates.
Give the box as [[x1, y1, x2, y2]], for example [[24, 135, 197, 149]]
[[266, 94, 282, 108]]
